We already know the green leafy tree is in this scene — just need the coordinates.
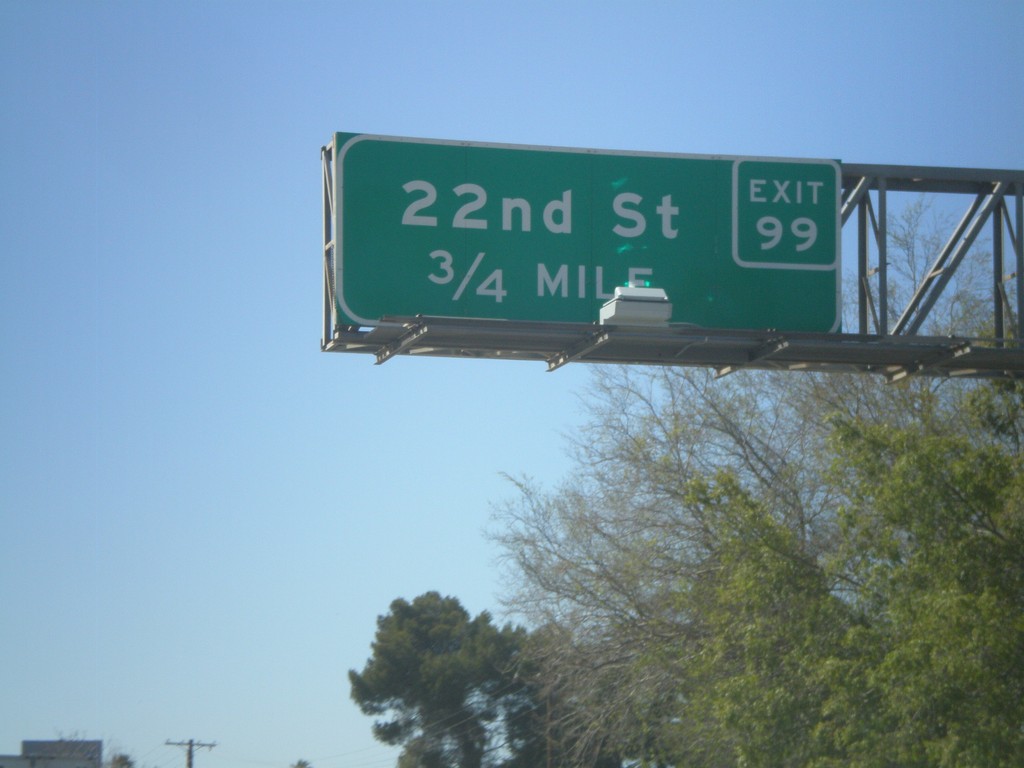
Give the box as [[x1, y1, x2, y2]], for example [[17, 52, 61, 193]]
[[350, 592, 542, 768], [494, 365, 849, 765], [816, 398, 1024, 767], [493, 365, 1024, 766]]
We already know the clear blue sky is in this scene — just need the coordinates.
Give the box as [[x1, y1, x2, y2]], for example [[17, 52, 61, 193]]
[[1, 2, 1021, 768]]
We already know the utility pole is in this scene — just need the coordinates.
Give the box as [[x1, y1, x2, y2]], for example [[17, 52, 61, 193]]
[[165, 740, 216, 768]]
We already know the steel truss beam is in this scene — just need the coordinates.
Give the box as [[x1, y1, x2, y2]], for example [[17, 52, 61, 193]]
[[322, 148, 1024, 378], [841, 164, 1024, 343]]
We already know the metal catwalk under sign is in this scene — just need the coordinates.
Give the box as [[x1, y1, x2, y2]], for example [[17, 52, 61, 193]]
[[322, 147, 1024, 379]]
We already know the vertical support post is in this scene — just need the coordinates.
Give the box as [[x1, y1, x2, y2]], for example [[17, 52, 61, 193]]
[[858, 197, 869, 334], [994, 201, 1004, 343], [322, 141, 335, 347], [1017, 184, 1023, 340], [877, 178, 888, 336]]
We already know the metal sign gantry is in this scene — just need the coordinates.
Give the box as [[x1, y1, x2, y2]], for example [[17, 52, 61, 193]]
[[322, 145, 1024, 380]]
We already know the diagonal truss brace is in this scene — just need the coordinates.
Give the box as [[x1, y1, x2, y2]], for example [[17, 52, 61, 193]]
[[893, 182, 1009, 335], [714, 336, 790, 378], [547, 330, 611, 371], [375, 322, 430, 365], [885, 340, 973, 384]]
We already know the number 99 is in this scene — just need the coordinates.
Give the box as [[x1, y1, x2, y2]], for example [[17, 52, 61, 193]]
[[756, 216, 817, 252]]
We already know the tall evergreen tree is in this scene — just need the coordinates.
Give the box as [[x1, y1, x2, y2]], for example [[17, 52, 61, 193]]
[[350, 592, 539, 768]]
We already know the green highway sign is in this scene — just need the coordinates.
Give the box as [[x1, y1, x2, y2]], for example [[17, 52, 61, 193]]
[[331, 133, 841, 331]]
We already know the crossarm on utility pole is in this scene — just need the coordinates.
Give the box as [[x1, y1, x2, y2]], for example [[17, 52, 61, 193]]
[[165, 740, 217, 768]]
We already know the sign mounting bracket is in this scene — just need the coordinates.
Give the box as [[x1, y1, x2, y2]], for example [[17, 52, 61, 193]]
[[714, 336, 790, 378], [547, 330, 611, 372], [375, 322, 430, 365], [885, 341, 974, 384]]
